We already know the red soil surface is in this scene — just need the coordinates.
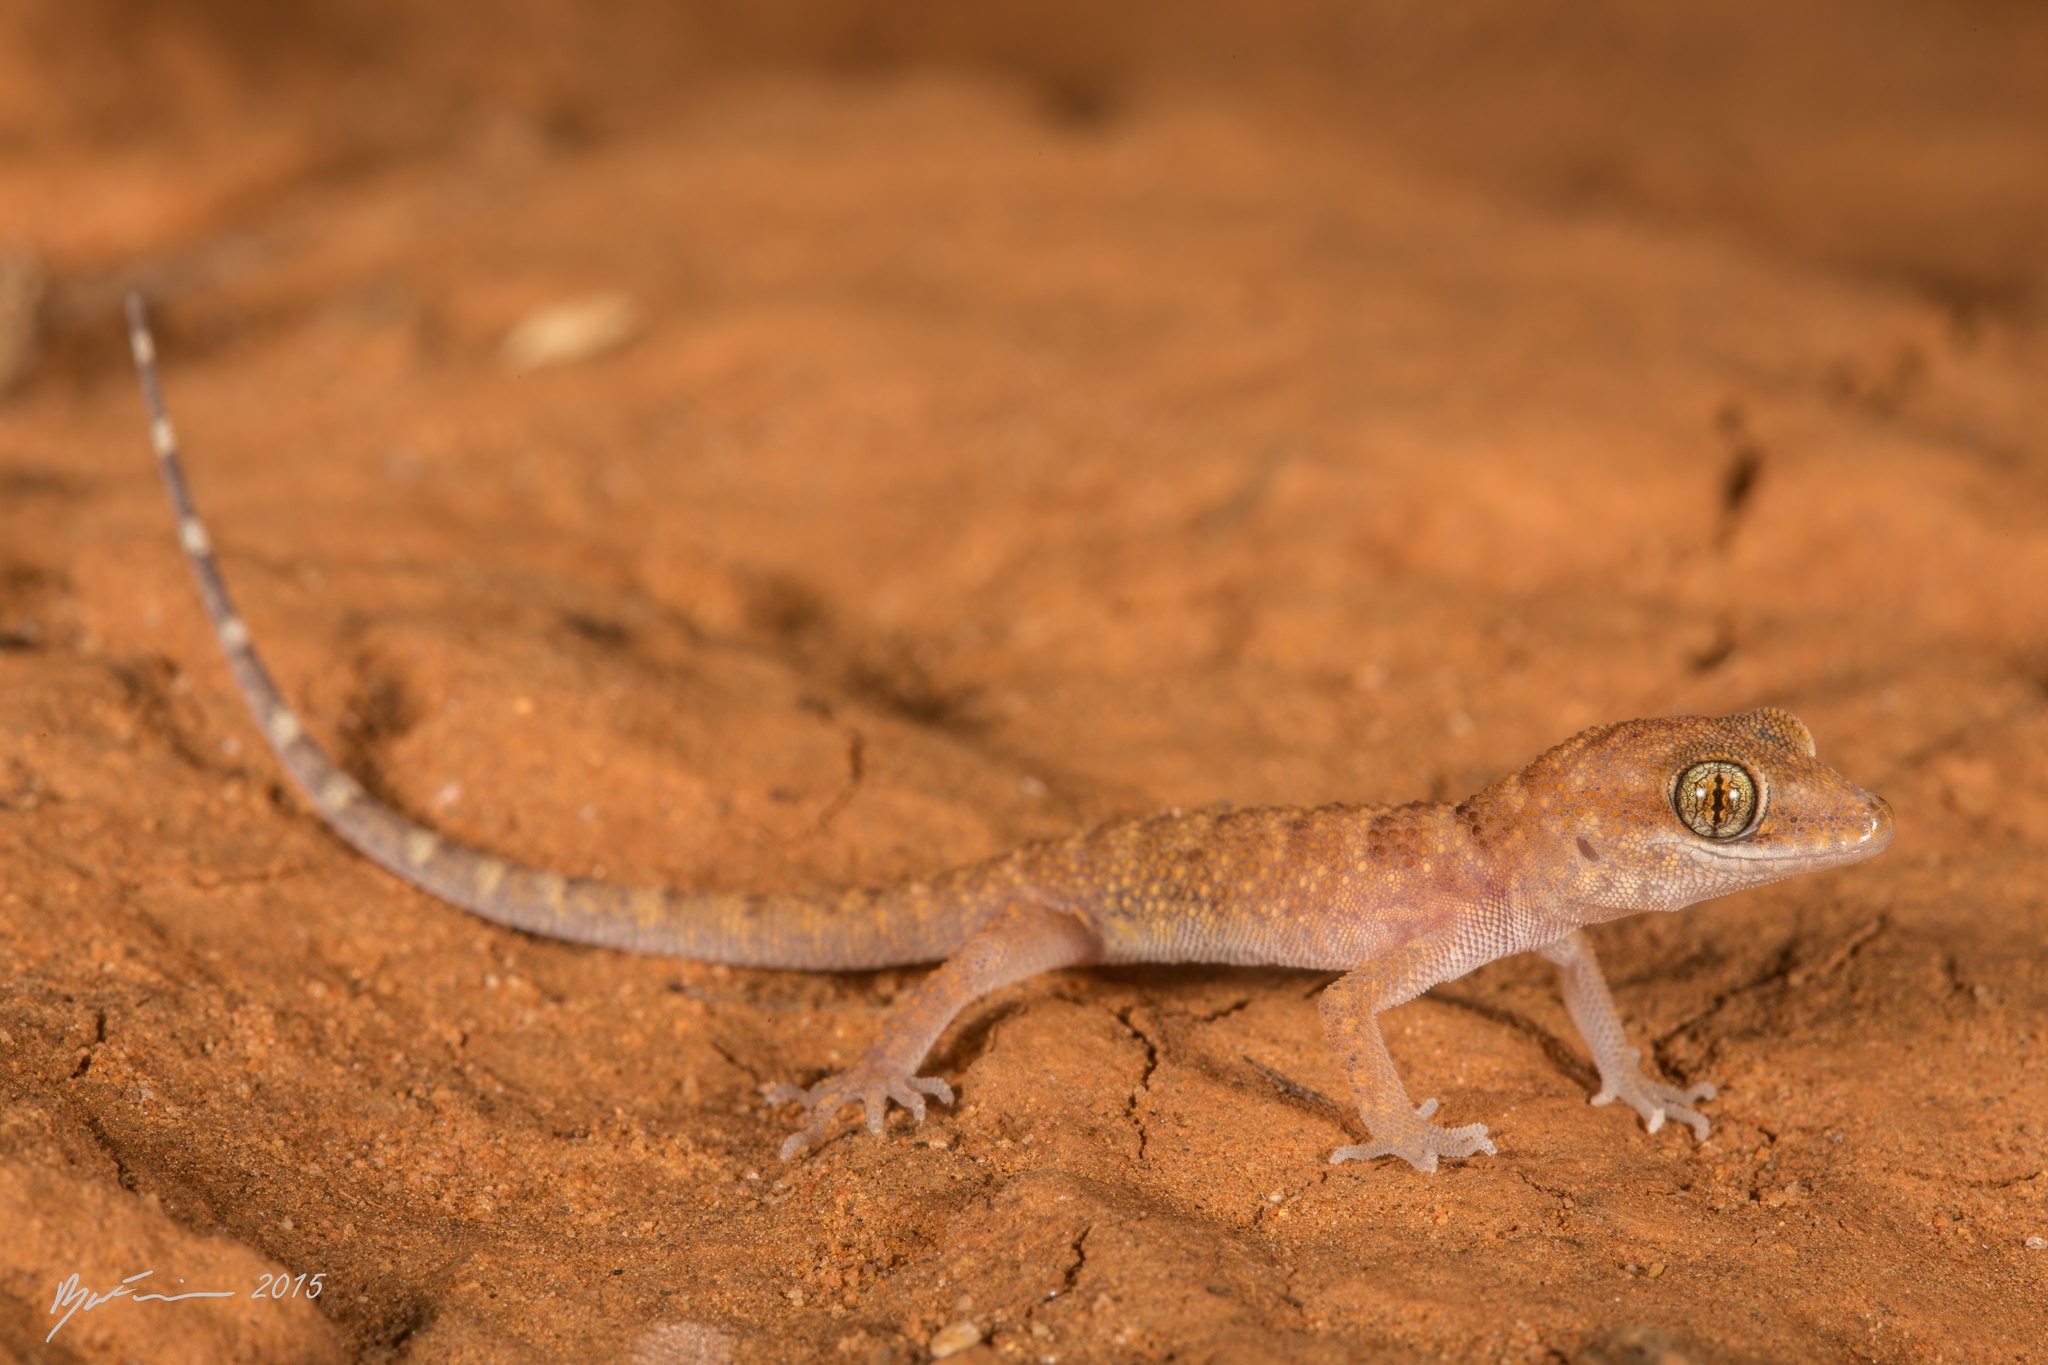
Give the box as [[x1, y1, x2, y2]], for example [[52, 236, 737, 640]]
[[3, 4, 2046, 1360]]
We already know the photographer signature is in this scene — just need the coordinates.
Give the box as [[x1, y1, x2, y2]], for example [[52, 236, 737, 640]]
[[47, 1270, 236, 1342]]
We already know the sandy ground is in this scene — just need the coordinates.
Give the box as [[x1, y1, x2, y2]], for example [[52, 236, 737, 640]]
[[3, 3, 2047, 1361]]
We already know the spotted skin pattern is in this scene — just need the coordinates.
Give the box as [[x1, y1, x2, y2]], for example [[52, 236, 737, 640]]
[[128, 297, 1895, 1169]]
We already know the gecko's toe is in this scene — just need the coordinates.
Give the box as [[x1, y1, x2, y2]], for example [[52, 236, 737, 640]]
[[1670, 1081, 1715, 1139], [768, 1064, 956, 1156], [778, 1125, 824, 1162], [1334, 1146, 1436, 1173], [768, 1076, 848, 1158], [765, 1081, 811, 1107], [1331, 1102, 1495, 1171], [1596, 1072, 1717, 1142], [878, 1076, 955, 1126], [906, 1076, 955, 1105]]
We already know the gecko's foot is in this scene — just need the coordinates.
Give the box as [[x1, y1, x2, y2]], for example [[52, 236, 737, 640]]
[[766, 1065, 955, 1161], [1329, 1098, 1497, 1173], [1592, 1069, 1716, 1140]]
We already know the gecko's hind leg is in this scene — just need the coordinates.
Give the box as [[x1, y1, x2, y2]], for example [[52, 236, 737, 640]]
[[770, 899, 1099, 1160]]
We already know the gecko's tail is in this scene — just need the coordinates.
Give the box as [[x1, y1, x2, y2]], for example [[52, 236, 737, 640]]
[[126, 294, 978, 970]]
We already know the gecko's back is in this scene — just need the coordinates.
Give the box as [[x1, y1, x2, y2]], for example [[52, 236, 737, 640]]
[[1031, 801, 1492, 970]]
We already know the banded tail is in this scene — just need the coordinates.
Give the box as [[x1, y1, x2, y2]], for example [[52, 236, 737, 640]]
[[126, 295, 983, 970]]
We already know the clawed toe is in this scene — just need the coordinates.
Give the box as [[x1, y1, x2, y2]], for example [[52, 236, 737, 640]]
[[882, 1076, 954, 1125], [1596, 1074, 1717, 1141], [767, 1066, 955, 1159], [1331, 1099, 1496, 1172]]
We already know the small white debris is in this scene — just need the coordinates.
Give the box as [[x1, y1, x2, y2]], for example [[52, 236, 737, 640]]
[[929, 1320, 982, 1358], [2027, 1235, 2046, 1250], [629, 1321, 737, 1365], [501, 293, 641, 372]]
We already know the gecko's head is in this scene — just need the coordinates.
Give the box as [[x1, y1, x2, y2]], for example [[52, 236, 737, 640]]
[[1515, 708, 1893, 916]]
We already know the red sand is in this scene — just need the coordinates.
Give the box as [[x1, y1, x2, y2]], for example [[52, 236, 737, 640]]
[[2, 4, 2045, 1360]]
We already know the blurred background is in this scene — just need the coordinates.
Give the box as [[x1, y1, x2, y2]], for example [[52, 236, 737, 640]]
[[3, 0, 2046, 385]]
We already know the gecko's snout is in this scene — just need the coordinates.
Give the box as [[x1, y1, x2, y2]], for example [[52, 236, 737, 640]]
[[1806, 780, 1892, 871], [1862, 789, 1895, 853]]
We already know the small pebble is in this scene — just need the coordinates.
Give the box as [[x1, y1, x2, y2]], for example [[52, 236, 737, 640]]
[[502, 292, 641, 371], [2026, 1235, 2046, 1250], [929, 1319, 982, 1358]]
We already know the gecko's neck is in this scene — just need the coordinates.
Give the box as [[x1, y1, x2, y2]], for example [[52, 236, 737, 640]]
[[1451, 771, 1610, 936]]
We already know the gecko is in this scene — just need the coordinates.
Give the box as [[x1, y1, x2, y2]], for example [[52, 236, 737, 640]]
[[125, 296, 1894, 1171]]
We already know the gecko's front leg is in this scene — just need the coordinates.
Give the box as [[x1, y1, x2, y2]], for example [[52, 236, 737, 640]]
[[1540, 930, 1714, 1138], [1318, 948, 1497, 1171], [771, 899, 1099, 1159]]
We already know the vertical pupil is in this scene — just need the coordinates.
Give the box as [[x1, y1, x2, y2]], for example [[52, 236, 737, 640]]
[[1680, 762, 1753, 836]]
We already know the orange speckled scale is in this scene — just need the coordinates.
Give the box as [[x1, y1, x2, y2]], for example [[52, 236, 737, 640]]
[[129, 297, 1895, 1172]]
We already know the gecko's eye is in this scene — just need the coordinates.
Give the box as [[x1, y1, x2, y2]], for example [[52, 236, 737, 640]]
[[1674, 760, 1760, 839]]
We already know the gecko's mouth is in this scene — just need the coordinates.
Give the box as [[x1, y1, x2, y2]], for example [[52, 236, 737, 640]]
[[1677, 794, 1893, 872], [1686, 841, 1884, 871]]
